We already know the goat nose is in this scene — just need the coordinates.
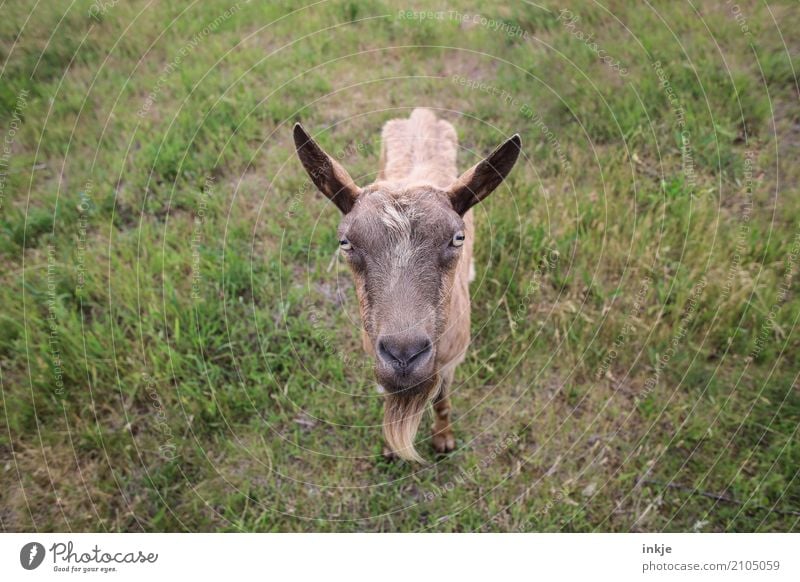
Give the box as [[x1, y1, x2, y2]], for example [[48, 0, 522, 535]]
[[377, 334, 433, 371]]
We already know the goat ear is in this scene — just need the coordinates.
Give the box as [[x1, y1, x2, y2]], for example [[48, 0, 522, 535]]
[[448, 134, 521, 215], [293, 123, 361, 214]]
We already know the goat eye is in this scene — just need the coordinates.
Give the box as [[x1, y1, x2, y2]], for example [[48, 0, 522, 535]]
[[452, 231, 465, 247], [339, 238, 352, 251]]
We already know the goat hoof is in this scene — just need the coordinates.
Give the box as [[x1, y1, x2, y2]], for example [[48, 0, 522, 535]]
[[382, 446, 399, 461], [431, 431, 456, 454]]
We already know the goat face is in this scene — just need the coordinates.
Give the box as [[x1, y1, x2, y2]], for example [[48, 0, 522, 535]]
[[336, 185, 465, 395]]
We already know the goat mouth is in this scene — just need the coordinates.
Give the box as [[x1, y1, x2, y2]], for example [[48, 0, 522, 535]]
[[376, 370, 438, 396]]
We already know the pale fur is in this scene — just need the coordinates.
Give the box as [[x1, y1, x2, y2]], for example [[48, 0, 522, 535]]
[[378, 109, 474, 461]]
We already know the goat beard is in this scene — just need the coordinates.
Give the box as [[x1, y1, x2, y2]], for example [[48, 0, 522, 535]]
[[382, 374, 440, 463]]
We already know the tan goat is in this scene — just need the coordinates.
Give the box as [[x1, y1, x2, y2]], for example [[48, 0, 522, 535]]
[[294, 109, 521, 461]]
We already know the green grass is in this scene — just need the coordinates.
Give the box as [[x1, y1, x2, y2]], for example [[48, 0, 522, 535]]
[[1, 0, 798, 532]]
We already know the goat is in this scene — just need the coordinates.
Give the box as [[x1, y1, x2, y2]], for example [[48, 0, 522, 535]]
[[294, 108, 521, 461]]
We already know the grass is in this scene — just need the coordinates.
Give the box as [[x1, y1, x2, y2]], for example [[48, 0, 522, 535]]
[[0, 0, 798, 532]]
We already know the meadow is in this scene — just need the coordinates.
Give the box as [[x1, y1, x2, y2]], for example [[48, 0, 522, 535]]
[[0, 0, 798, 532]]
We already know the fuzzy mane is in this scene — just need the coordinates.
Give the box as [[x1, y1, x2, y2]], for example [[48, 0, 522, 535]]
[[379, 108, 458, 189]]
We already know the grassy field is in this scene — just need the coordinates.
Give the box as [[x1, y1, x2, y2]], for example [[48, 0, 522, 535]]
[[1, 0, 798, 532]]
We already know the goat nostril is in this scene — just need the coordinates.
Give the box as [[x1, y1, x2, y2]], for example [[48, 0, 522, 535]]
[[407, 339, 432, 364], [378, 340, 396, 365]]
